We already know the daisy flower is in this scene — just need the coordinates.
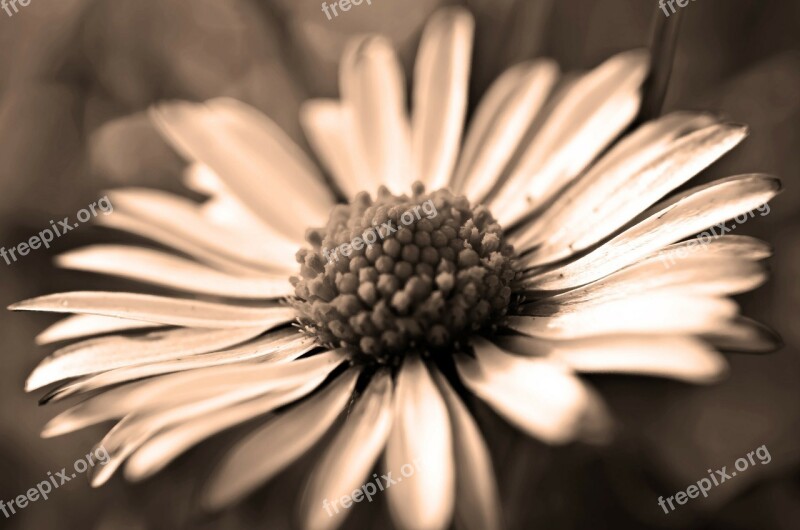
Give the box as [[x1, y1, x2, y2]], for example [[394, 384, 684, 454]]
[[11, 7, 781, 530]]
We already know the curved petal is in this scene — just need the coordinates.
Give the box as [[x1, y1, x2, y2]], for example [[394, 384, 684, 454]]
[[526, 174, 781, 290], [57, 245, 294, 300], [10, 291, 296, 329], [35, 314, 162, 345], [301, 99, 371, 200], [453, 60, 558, 201], [26, 326, 267, 391], [385, 356, 455, 530], [96, 210, 274, 276], [702, 317, 783, 353], [523, 124, 749, 262], [340, 36, 411, 194], [91, 355, 349, 487], [456, 338, 610, 444], [515, 115, 747, 262], [412, 7, 474, 190], [93, 373, 328, 487], [203, 368, 359, 510], [124, 376, 329, 481], [495, 334, 728, 383], [184, 163, 306, 248], [539, 236, 771, 304], [432, 370, 501, 530], [453, 63, 528, 194], [513, 113, 718, 251], [106, 187, 299, 273], [151, 99, 335, 241], [45, 329, 317, 400], [508, 294, 738, 339], [488, 50, 648, 226], [653, 234, 772, 261], [539, 253, 768, 304], [300, 370, 394, 530], [42, 349, 343, 436]]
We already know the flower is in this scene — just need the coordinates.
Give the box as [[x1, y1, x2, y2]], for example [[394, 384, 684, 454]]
[[10, 7, 781, 530]]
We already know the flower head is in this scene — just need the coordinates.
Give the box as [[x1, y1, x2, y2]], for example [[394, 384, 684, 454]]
[[292, 184, 519, 362], [11, 7, 781, 530]]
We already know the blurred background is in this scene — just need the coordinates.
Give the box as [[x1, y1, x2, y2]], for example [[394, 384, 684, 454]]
[[0, 0, 798, 528]]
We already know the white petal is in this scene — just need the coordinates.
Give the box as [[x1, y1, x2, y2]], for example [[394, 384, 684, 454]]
[[412, 7, 474, 190], [184, 163, 305, 248], [533, 124, 748, 261], [183, 161, 225, 195], [35, 314, 162, 345], [91, 354, 349, 487], [124, 376, 328, 481], [555, 337, 728, 383], [508, 294, 738, 339], [340, 36, 411, 194], [300, 370, 394, 530], [495, 334, 728, 383], [515, 115, 745, 260], [541, 253, 767, 304], [10, 291, 296, 328], [93, 372, 328, 487], [454, 63, 527, 191], [522, 234, 770, 284], [45, 329, 317, 400], [57, 245, 294, 300], [27, 326, 266, 391], [301, 99, 371, 200], [526, 174, 781, 290], [432, 370, 501, 530], [106, 187, 299, 273], [489, 50, 648, 226], [203, 368, 359, 509], [702, 317, 782, 353], [513, 113, 716, 251], [151, 99, 335, 241], [94, 391, 266, 486], [656, 234, 772, 261], [384, 356, 455, 530], [457, 338, 609, 444], [97, 210, 271, 276], [43, 378, 163, 437], [453, 60, 558, 202], [42, 349, 342, 436]]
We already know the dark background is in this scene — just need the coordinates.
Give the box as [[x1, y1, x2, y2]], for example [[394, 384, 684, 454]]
[[0, 0, 798, 528]]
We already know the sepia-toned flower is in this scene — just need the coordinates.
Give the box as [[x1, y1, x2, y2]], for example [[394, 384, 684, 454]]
[[10, 7, 781, 530]]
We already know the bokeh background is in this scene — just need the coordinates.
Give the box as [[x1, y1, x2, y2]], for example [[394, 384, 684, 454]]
[[0, 0, 798, 528]]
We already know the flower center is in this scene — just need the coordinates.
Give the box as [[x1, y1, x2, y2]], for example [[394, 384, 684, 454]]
[[290, 183, 518, 364]]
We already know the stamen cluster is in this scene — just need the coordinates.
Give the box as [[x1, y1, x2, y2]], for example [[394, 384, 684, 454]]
[[291, 184, 518, 363]]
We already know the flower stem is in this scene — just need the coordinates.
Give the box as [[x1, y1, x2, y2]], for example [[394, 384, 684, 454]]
[[636, 2, 685, 124]]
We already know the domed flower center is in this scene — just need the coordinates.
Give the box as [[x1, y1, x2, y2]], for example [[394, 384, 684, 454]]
[[291, 183, 519, 364]]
